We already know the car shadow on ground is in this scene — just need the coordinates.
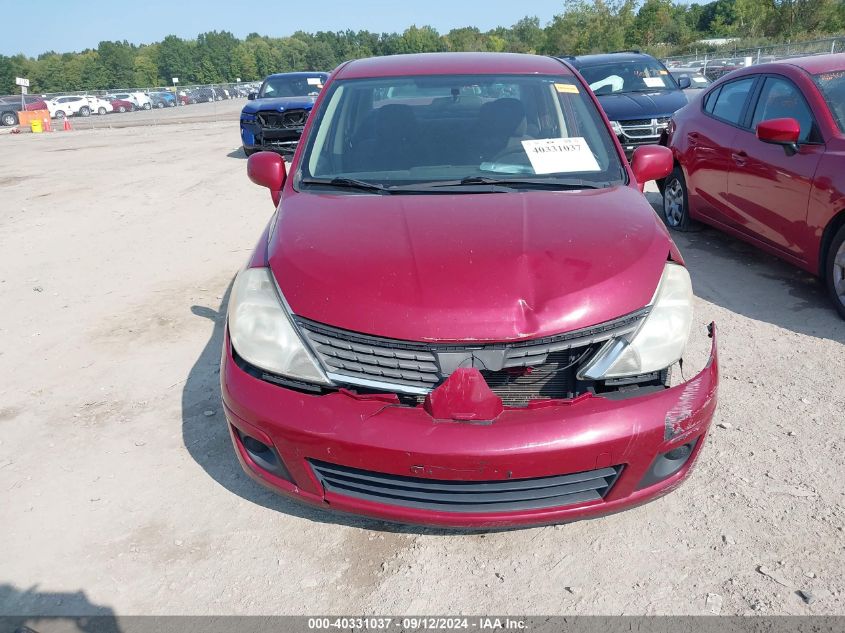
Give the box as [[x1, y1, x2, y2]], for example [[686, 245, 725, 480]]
[[226, 148, 247, 159], [0, 583, 120, 632], [182, 282, 489, 535], [646, 192, 845, 344]]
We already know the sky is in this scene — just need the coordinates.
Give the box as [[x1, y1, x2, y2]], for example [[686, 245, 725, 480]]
[[0, 0, 570, 57]]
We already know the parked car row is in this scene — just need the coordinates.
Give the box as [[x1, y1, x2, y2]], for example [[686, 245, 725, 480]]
[[0, 82, 258, 125]]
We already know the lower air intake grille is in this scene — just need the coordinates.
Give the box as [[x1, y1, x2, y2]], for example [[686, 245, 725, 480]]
[[310, 459, 622, 513]]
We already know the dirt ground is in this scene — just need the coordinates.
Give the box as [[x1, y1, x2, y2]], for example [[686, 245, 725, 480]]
[[1, 118, 844, 618]]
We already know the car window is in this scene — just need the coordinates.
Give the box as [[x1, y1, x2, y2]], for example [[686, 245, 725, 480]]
[[703, 87, 721, 113], [298, 74, 625, 190], [751, 76, 817, 143], [709, 78, 756, 125], [813, 70, 845, 133]]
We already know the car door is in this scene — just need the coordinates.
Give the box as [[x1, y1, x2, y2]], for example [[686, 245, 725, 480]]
[[684, 76, 757, 224], [725, 75, 824, 261]]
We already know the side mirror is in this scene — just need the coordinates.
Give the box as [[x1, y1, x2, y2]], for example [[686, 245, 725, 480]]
[[247, 92, 257, 101], [630, 145, 673, 192], [677, 76, 691, 90], [247, 152, 286, 207], [756, 117, 800, 156]]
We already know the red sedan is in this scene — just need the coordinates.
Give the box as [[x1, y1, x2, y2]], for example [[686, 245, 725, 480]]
[[110, 99, 135, 113], [224, 53, 718, 528], [664, 53, 845, 318]]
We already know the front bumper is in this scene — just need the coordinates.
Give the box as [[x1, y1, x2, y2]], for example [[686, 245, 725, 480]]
[[240, 121, 303, 153], [221, 326, 718, 528]]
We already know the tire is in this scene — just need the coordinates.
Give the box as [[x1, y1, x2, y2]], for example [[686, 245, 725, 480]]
[[130, 104, 136, 112], [55, 110, 66, 119], [117, 105, 126, 113], [825, 224, 845, 320], [243, 146, 257, 157], [79, 106, 91, 117], [156, 102, 164, 109], [1, 111, 17, 126], [662, 166, 696, 232], [98, 107, 107, 115]]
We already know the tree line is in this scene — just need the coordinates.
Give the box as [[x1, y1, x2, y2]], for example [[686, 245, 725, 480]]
[[1, 0, 843, 95]]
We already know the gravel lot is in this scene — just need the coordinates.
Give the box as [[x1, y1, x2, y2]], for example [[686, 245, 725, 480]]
[[1, 119, 844, 617]]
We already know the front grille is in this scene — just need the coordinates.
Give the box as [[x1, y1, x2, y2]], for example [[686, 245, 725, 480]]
[[624, 128, 655, 138], [310, 459, 622, 513], [257, 109, 309, 129], [620, 118, 651, 127], [296, 310, 647, 403]]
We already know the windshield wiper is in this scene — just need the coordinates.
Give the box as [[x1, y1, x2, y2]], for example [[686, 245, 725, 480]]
[[450, 176, 608, 190], [300, 177, 390, 194]]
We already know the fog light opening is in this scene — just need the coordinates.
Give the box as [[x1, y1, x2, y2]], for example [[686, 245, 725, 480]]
[[637, 437, 700, 490], [235, 428, 292, 482]]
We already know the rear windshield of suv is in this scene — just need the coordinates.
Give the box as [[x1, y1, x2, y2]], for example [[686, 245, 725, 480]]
[[813, 70, 845, 132], [298, 73, 625, 191], [577, 60, 679, 95]]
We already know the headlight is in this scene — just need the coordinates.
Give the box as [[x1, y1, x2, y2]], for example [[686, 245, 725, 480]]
[[241, 113, 256, 122], [580, 263, 693, 379], [610, 120, 624, 136], [228, 267, 331, 385]]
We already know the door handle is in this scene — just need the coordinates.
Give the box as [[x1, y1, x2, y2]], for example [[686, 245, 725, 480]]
[[732, 150, 748, 166]]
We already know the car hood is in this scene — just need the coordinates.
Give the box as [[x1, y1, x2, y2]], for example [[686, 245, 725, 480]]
[[268, 185, 673, 342], [597, 90, 688, 121], [241, 96, 318, 115]]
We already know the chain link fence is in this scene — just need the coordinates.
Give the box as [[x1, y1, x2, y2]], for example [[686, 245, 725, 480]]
[[662, 36, 844, 80]]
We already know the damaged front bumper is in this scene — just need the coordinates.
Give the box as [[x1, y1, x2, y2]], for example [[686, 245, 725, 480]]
[[240, 118, 306, 154], [221, 325, 719, 528]]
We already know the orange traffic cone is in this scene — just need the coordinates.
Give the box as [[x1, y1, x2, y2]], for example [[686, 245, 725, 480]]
[[62, 116, 73, 131], [43, 116, 52, 132]]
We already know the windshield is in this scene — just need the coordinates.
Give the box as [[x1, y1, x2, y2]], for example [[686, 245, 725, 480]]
[[297, 74, 625, 192], [813, 70, 845, 133], [578, 60, 679, 95], [260, 75, 324, 98]]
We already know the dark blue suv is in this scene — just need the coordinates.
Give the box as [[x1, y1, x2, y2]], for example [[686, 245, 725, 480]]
[[564, 52, 689, 159], [240, 71, 329, 156]]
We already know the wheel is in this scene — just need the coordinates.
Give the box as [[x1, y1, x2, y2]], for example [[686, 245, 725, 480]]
[[1, 111, 17, 126], [156, 102, 164, 109], [79, 106, 91, 117], [243, 146, 258, 157], [143, 102, 151, 110], [55, 110, 66, 118], [169, 101, 176, 107], [825, 224, 845, 319], [98, 107, 107, 115], [662, 166, 696, 231], [117, 105, 126, 113]]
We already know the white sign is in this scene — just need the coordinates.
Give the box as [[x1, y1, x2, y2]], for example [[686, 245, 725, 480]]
[[172, 77, 179, 84], [521, 137, 600, 174], [643, 77, 666, 88], [21, 86, 28, 95], [306, 77, 323, 86], [15, 77, 30, 87]]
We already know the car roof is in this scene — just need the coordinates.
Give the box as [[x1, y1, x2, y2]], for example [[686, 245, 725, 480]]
[[336, 52, 572, 79], [565, 52, 659, 67], [265, 71, 329, 80], [771, 53, 845, 75]]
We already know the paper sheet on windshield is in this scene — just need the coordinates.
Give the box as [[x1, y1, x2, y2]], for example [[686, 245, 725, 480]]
[[307, 77, 323, 86], [643, 77, 666, 88], [521, 137, 600, 174]]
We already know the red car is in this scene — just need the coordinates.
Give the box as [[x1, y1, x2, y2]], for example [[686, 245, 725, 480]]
[[664, 53, 845, 318], [110, 99, 135, 113], [224, 53, 719, 528]]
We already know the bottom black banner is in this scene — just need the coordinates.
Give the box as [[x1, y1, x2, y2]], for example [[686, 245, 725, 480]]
[[2, 616, 845, 633]]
